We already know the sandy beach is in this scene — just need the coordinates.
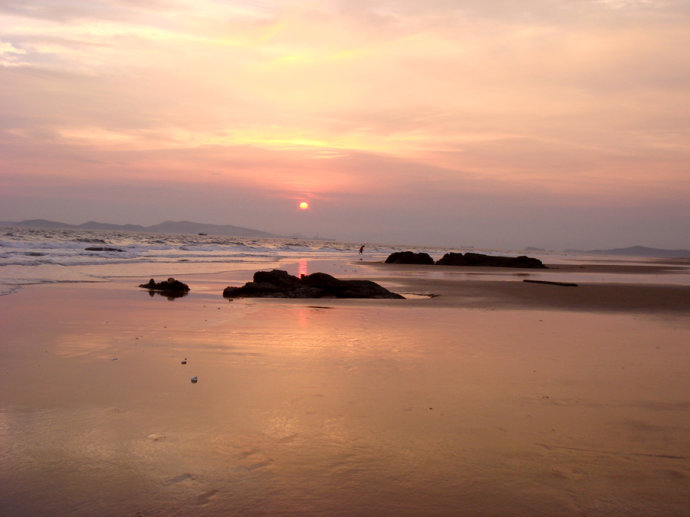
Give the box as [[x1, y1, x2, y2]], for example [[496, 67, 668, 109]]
[[1, 260, 689, 516]]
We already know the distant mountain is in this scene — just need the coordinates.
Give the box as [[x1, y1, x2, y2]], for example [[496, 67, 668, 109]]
[[566, 246, 690, 258], [79, 221, 147, 232], [146, 220, 274, 237], [0, 219, 276, 238], [2, 218, 72, 229]]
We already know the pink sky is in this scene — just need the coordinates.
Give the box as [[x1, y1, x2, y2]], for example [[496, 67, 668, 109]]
[[1, 0, 688, 249]]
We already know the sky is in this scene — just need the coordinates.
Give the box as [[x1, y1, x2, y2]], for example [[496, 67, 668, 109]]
[[1, 0, 688, 250]]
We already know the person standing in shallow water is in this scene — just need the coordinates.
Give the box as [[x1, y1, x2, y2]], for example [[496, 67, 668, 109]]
[[359, 244, 365, 259]]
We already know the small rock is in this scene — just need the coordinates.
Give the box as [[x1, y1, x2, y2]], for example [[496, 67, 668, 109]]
[[191, 376, 198, 383], [139, 277, 190, 295], [181, 359, 187, 365]]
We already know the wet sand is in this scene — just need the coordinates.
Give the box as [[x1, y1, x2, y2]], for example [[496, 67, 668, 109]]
[[0, 265, 689, 516], [366, 261, 690, 313], [377, 274, 690, 313]]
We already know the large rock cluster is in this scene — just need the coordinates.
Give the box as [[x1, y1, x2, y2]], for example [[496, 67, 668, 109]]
[[436, 252, 546, 268], [384, 251, 546, 269], [223, 270, 404, 299]]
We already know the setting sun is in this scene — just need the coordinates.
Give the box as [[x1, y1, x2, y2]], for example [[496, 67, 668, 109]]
[[299, 201, 309, 210]]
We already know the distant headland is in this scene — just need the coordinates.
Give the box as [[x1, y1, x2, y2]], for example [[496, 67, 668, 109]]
[[0, 219, 275, 238], [564, 245, 690, 259]]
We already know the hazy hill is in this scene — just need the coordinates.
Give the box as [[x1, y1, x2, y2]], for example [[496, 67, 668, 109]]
[[0, 219, 276, 238], [566, 246, 689, 258], [79, 221, 147, 232], [146, 220, 274, 237], [2, 219, 72, 229]]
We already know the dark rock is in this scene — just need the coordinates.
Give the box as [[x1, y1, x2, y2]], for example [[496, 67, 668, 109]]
[[436, 252, 546, 268], [384, 251, 435, 265], [85, 246, 124, 252], [223, 269, 404, 299], [139, 277, 191, 296]]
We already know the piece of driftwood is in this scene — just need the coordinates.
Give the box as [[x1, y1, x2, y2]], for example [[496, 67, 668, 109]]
[[523, 279, 578, 287]]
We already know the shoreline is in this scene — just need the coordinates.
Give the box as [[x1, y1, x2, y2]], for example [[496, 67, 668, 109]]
[[2, 257, 690, 315], [361, 261, 690, 314]]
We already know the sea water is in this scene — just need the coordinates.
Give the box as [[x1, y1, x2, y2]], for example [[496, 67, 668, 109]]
[[1, 226, 688, 296], [0, 227, 404, 296]]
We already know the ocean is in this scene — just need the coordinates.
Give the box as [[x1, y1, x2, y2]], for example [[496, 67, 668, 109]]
[[0, 226, 456, 296], [2, 226, 688, 297]]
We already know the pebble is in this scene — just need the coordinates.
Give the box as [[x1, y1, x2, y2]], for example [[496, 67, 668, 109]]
[[181, 358, 187, 365], [191, 376, 198, 383]]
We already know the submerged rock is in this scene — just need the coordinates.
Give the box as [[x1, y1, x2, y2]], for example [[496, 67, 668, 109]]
[[222, 269, 404, 299], [139, 277, 191, 296], [436, 252, 546, 268], [85, 246, 124, 252], [384, 251, 435, 265]]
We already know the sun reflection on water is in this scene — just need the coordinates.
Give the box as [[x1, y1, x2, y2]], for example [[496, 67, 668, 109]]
[[298, 260, 308, 278]]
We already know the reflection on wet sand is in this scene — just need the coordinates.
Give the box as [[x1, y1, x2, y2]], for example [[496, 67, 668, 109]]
[[145, 289, 189, 300], [0, 281, 689, 516]]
